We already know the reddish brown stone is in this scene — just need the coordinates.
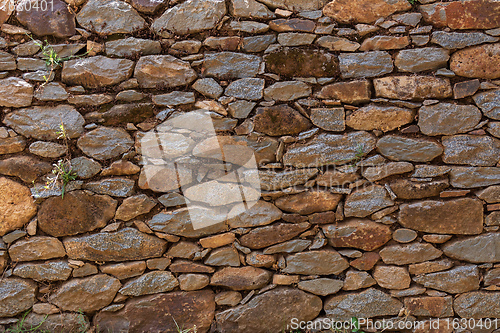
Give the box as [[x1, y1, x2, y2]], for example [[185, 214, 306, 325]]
[[17, 0, 76, 37], [239, 223, 310, 249], [359, 36, 410, 51], [265, 48, 338, 78], [316, 80, 371, 104], [323, 220, 392, 251], [95, 290, 214, 333], [269, 18, 315, 32], [323, 0, 411, 23], [450, 43, 500, 79], [203, 37, 241, 51], [308, 211, 336, 224], [253, 104, 311, 136], [0, 137, 27, 155], [275, 191, 342, 215], [439, 189, 470, 198], [453, 79, 480, 99], [169, 260, 215, 274], [420, 0, 500, 30], [373, 266, 411, 290], [488, 203, 500, 211], [350, 252, 380, 270], [0, 177, 37, 236], [0, 0, 13, 25], [0, 156, 52, 183], [211, 267, 271, 290], [405, 297, 453, 317]]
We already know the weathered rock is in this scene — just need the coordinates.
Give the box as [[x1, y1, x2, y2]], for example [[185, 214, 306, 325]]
[[344, 185, 394, 217], [347, 105, 414, 132], [442, 233, 500, 263], [390, 178, 449, 199], [316, 80, 371, 104], [431, 31, 499, 49], [101, 160, 140, 177], [225, 78, 265, 101], [374, 75, 452, 101], [230, 0, 275, 19], [217, 287, 321, 333], [105, 37, 161, 57], [22, 312, 90, 333], [323, 219, 392, 251], [0, 155, 51, 183], [203, 52, 261, 79], [77, 0, 146, 35], [395, 48, 449, 72], [264, 81, 311, 101], [450, 43, 500, 79], [377, 135, 443, 162], [282, 250, 349, 275], [230, 21, 269, 34], [258, 169, 318, 191], [404, 297, 453, 317], [316, 169, 359, 187], [29, 141, 67, 158], [228, 200, 282, 228], [204, 247, 240, 266], [399, 198, 483, 235], [442, 135, 500, 166], [0, 278, 36, 317], [343, 270, 376, 290], [275, 191, 342, 215], [298, 278, 343, 296], [409, 259, 454, 275], [9, 236, 66, 261], [119, 271, 178, 296], [350, 252, 380, 270], [316, 36, 360, 52], [420, 0, 500, 30], [183, 181, 258, 207], [449, 167, 500, 188], [152, 0, 225, 35], [0, 0, 13, 25], [476, 185, 500, 203], [339, 51, 393, 79], [178, 274, 210, 291], [263, 239, 311, 254], [246, 252, 276, 268], [413, 265, 480, 294], [77, 127, 133, 160], [310, 107, 345, 132], [284, 131, 376, 167], [62, 56, 134, 88], [265, 48, 338, 78], [473, 89, 500, 120], [87, 103, 154, 126], [4, 105, 84, 140], [380, 242, 443, 265], [0, 179, 33, 233], [373, 266, 411, 290], [134, 55, 197, 88], [270, 18, 315, 32], [393, 228, 418, 243], [115, 194, 156, 221], [323, 0, 411, 23], [454, 291, 500, 318], [38, 191, 117, 237], [17, 0, 75, 37], [64, 228, 167, 261], [50, 274, 120, 313], [362, 162, 414, 182], [253, 104, 311, 136], [360, 35, 410, 51], [127, 0, 167, 13], [100, 261, 147, 280], [211, 266, 271, 290], [324, 288, 402, 321], [239, 223, 310, 249], [13, 260, 72, 281], [83, 178, 135, 197], [241, 35, 276, 53], [96, 290, 214, 333], [0, 50, 15, 71], [258, 0, 328, 10], [70, 157, 102, 179], [418, 103, 482, 136], [0, 136, 26, 155]]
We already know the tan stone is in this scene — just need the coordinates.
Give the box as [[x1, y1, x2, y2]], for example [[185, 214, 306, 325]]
[[323, 0, 411, 24], [373, 265, 411, 290], [347, 104, 415, 132], [450, 43, 500, 79], [359, 36, 410, 51], [275, 191, 342, 215], [316, 80, 371, 104], [200, 233, 236, 248], [210, 266, 271, 290], [100, 261, 147, 280], [9, 237, 66, 262], [0, 177, 37, 236], [273, 274, 300, 285], [323, 219, 392, 251], [239, 223, 310, 249], [405, 296, 453, 317], [374, 75, 452, 101], [409, 259, 454, 275]]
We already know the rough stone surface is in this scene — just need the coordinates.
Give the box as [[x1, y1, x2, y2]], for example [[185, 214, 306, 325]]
[[13, 260, 72, 281], [77, 127, 133, 160], [17, 0, 75, 38], [134, 55, 197, 88], [454, 292, 500, 319], [390, 178, 449, 199], [431, 31, 499, 49], [373, 266, 411, 290], [297, 278, 343, 296], [275, 191, 342, 215], [106, 38, 161, 58], [282, 250, 349, 275], [323, 219, 392, 251], [211, 267, 271, 290], [323, 0, 411, 24], [228, 200, 282, 228], [404, 297, 453, 317], [395, 48, 449, 72], [339, 51, 393, 79], [413, 265, 480, 294], [442, 135, 500, 166], [377, 135, 443, 162], [450, 43, 500, 79], [347, 104, 414, 132], [344, 185, 394, 217], [239, 223, 310, 249], [380, 242, 443, 265], [202, 52, 261, 79], [316, 80, 371, 104], [0, 278, 36, 317], [119, 271, 178, 296], [473, 89, 500, 120], [9, 236, 66, 261], [442, 233, 500, 263], [418, 103, 482, 135], [449, 167, 500, 188], [265, 48, 338, 78], [254, 104, 311, 136], [0, 155, 52, 183], [374, 75, 452, 100], [0, 177, 36, 236]]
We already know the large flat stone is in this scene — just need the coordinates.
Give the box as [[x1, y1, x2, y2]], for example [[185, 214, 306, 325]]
[[63, 228, 167, 262], [316, 80, 371, 104], [323, 0, 411, 24], [390, 178, 449, 199], [374, 75, 452, 101], [449, 167, 500, 188], [380, 242, 443, 265], [413, 265, 480, 294], [0, 278, 36, 317], [239, 223, 310, 249], [253, 104, 311, 136], [377, 135, 443, 162], [283, 250, 349, 275], [9, 236, 66, 261], [346, 104, 415, 132], [418, 103, 482, 135], [77, 127, 133, 160], [450, 43, 500, 79], [119, 271, 179, 296], [344, 185, 394, 218], [227, 200, 282, 228], [134, 55, 197, 88], [202, 52, 261, 79], [442, 233, 500, 263], [17, 0, 75, 37], [323, 219, 392, 251], [454, 292, 500, 319], [431, 31, 499, 49], [339, 51, 393, 79], [442, 135, 500, 166], [210, 267, 271, 290], [0, 177, 36, 236], [265, 48, 338, 78], [395, 47, 449, 72], [473, 89, 500, 120], [13, 260, 72, 281], [275, 191, 342, 215]]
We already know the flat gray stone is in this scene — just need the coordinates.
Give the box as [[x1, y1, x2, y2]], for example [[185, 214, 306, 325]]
[[431, 31, 499, 49], [134, 55, 197, 89], [119, 271, 178, 296], [13, 260, 72, 281], [225, 78, 265, 100], [192, 78, 223, 98], [202, 52, 262, 79], [344, 185, 394, 217], [83, 178, 135, 197], [442, 135, 500, 166], [395, 47, 449, 72], [339, 51, 393, 79], [297, 278, 343, 296], [473, 89, 500, 120], [70, 156, 102, 179], [77, 127, 133, 160], [0, 278, 36, 317], [105, 37, 161, 57], [34, 82, 68, 101], [454, 292, 500, 318], [0, 77, 33, 107], [413, 265, 480, 294], [377, 135, 443, 162], [449, 167, 500, 188], [310, 108, 345, 131], [241, 35, 276, 52], [418, 103, 482, 135], [442, 233, 500, 263]]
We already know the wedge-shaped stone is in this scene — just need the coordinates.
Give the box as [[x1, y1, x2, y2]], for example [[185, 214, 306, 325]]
[[283, 250, 349, 275], [413, 265, 480, 294], [442, 233, 500, 263], [119, 271, 178, 296], [239, 223, 310, 249], [362, 162, 414, 182], [390, 178, 449, 199], [380, 242, 443, 265], [344, 185, 394, 218], [347, 105, 415, 132], [323, 219, 392, 251], [323, 0, 411, 24], [374, 75, 452, 101], [63, 228, 167, 262], [450, 43, 500, 79]]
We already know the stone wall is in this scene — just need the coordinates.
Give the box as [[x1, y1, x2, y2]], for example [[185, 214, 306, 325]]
[[0, 0, 499, 331]]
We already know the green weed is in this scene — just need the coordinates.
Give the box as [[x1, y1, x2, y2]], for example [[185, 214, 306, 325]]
[[5, 310, 49, 333]]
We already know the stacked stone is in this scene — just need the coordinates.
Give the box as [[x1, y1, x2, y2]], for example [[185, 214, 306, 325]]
[[0, 0, 500, 331]]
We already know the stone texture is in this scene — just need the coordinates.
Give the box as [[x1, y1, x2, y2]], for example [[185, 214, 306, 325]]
[[0, 137, 26, 155], [0, 177, 36, 236], [343, 270, 376, 290], [413, 265, 480, 294], [253, 104, 311, 136], [395, 48, 449, 72], [87, 103, 154, 126], [217, 287, 321, 333], [77, 0, 146, 35], [450, 43, 500, 79], [377, 135, 443, 162], [339, 51, 393, 79], [0, 155, 51, 183], [344, 185, 394, 217], [0, 278, 36, 317], [297, 278, 343, 296], [204, 247, 240, 267], [316, 80, 371, 104], [431, 31, 499, 49], [454, 291, 500, 318], [230, 0, 275, 19], [324, 288, 402, 321], [476, 185, 500, 203], [373, 266, 411, 290], [473, 89, 500, 120], [71, 157, 102, 179], [50, 274, 120, 313], [380, 242, 443, 265], [134, 55, 197, 88], [239, 223, 310, 249], [323, 219, 392, 251], [442, 233, 500, 263], [282, 250, 349, 275], [128, 0, 167, 13], [442, 135, 500, 166], [374, 75, 452, 101], [119, 271, 178, 296], [347, 105, 414, 132], [152, 0, 226, 35], [179, 274, 210, 291], [264, 81, 311, 101], [105, 37, 161, 58], [4, 105, 84, 140], [17, 0, 75, 37], [316, 36, 360, 52], [227, 200, 282, 228], [115, 194, 156, 221], [284, 131, 376, 167], [202, 52, 261, 79], [62, 56, 134, 88], [449, 167, 500, 188], [360, 35, 410, 51], [275, 191, 342, 215], [9, 236, 66, 261], [225, 78, 265, 101], [63, 228, 167, 262], [38, 190, 117, 237], [418, 103, 482, 135], [404, 297, 453, 317], [0, 0, 13, 26], [22, 313, 90, 333], [257, 169, 318, 191], [390, 179, 449, 199], [13, 260, 72, 281], [100, 261, 147, 280], [409, 259, 454, 275], [399, 198, 483, 235], [323, 0, 411, 24], [211, 266, 271, 290], [362, 162, 414, 182], [265, 48, 338, 78], [310, 108, 345, 131], [29, 141, 67, 158], [420, 0, 500, 30], [77, 127, 133, 160]]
